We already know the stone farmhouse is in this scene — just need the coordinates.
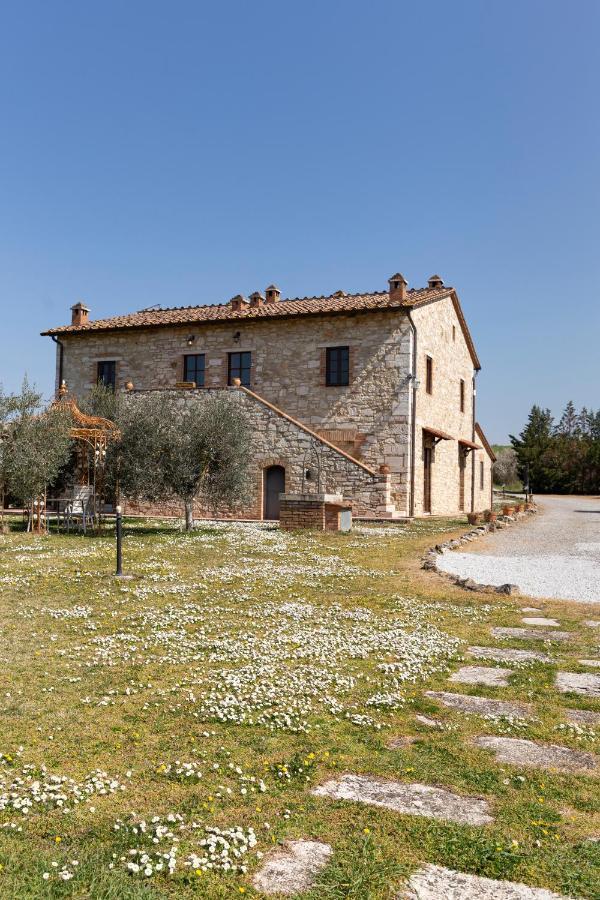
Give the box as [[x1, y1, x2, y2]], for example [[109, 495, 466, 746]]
[[42, 271, 496, 520]]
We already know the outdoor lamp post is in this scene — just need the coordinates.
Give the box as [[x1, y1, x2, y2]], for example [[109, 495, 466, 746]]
[[115, 504, 123, 577]]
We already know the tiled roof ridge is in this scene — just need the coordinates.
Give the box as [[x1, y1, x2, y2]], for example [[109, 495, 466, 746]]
[[135, 285, 437, 315], [41, 280, 480, 371]]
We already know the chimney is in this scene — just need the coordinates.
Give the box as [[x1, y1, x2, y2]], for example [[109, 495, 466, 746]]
[[427, 274, 444, 289], [249, 291, 265, 308], [230, 294, 248, 312], [70, 301, 90, 326], [388, 273, 407, 302], [265, 284, 281, 303]]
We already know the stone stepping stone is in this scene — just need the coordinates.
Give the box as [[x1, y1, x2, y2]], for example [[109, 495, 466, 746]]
[[387, 735, 416, 749], [402, 863, 572, 899], [522, 617, 560, 627], [556, 672, 600, 698], [474, 736, 598, 773], [312, 774, 492, 825], [252, 840, 332, 896], [564, 708, 600, 726], [426, 690, 533, 719], [522, 607, 543, 613], [415, 714, 445, 729], [468, 646, 553, 665], [491, 627, 572, 642], [450, 666, 512, 687], [584, 620, 600, 628], [578, 659, 600, 668]]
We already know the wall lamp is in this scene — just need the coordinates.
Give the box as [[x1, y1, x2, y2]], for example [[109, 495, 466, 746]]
[[233, 331, 241, 343], [407, 373, 421, 389], [186, 335, 196, 346]]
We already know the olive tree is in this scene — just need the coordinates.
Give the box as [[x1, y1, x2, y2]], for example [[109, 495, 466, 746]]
[[92, 390, 251, 530], [493, 447, 518, 487], [161, 393, 252, 530], [0, 379, 45, 526], [2, 382, 73, 528]]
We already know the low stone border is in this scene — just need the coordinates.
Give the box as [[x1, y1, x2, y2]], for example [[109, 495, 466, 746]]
[[421, 506, 538, 595]]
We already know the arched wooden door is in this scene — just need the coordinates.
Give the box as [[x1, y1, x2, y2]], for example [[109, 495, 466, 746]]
[[263, 465, 285, 520]]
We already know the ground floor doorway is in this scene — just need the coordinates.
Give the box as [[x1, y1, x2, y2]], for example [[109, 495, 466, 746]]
[[263, 465, 285, 520], [459, 445, 467, 511], [423, 439, 433, 514]]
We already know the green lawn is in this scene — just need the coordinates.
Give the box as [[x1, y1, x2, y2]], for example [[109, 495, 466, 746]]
[[0, 516, 597, 898]]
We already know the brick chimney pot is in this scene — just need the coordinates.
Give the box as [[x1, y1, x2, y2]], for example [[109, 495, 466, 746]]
[[70, 302, 90, 327]]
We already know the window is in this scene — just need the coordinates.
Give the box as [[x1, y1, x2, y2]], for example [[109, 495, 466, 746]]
[[184, 353, 205, 387], [228, 351, 252, 387], [326, 346, 350, 386], [460, 378, 465, 412], [425, 356, 433, 394], [480, 459, 485, 490], [97, 360, 116, 390], [452, 325, 456, 342]]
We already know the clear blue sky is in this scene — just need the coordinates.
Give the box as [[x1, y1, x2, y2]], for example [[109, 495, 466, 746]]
[[1, 1, 598, 442]]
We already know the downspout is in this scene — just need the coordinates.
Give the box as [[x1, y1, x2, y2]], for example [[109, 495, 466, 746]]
[[407, 311, 417, 518], [471, 369, 479, 512], [51, 336, 64, 398]]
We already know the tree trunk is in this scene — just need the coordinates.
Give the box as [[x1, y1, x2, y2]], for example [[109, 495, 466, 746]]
[[184, 499, 194, 531]]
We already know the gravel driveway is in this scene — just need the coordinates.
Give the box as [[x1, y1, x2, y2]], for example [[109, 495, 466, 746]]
[[436, 495, 600, 603]]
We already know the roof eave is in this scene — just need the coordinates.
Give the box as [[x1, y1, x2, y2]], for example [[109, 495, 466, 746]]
[[41, 301, 413, 338]]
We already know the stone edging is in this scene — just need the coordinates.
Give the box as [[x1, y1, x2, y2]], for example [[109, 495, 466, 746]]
[[421, 506, 538, 596]]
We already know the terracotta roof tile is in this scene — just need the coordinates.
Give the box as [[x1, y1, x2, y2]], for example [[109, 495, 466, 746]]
[[42, 283, 480, 368], [42, 287, 448, 335], [475, 423, 497, 461]]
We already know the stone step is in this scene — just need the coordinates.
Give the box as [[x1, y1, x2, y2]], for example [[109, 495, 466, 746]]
[[402, 864, 572, 899], [414, 714, 445, 729], [474, 736, 598, 773], [312, 774, 493, 825], [426, 690, 533, 719], [522, 617, 560, 627], [578, 659, 600, 668], [564, 708, 600, 726], [556, 672, 600, 698], [450, 666, 512, 687], [468, 646, 553, 664], [491, 627, 572, 642], [252, 840, 332, 896]]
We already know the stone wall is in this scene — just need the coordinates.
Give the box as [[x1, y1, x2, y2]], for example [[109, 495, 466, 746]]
[[473, 445, 494, 513], [410, 296, 480, 515], [124, 388, 396, 520], [57, 309, 413, 512], [53, 296, 491, 519]]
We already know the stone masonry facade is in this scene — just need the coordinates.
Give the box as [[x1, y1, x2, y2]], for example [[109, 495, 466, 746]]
[[44, 273, 496, 519], [124, 388, 394, 519]]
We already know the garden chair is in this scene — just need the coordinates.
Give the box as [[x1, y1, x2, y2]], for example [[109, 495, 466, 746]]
[[64, 486, 95, 534]]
